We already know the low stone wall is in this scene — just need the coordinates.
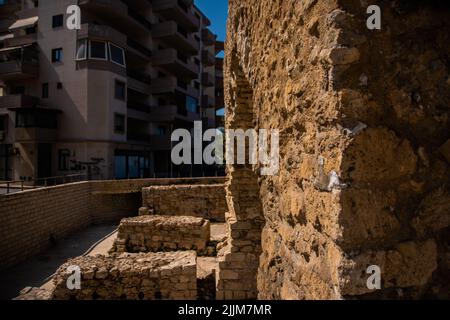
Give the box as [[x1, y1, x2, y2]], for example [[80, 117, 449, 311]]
[[0, 182, 91, 270], [142, 184, 227, 222], [51, 251, 197, 300], [112, 216, 210, 254], [0, 177, 225, 271]]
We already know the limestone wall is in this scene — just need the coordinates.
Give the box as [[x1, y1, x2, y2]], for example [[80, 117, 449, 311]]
[[0, 177, 225, 271], [142, 184, 227, 222], [223, 0, 449, 299], [112, 216, 211, 254], [51, 251, 197, 300], [0, 182, 91, 270]]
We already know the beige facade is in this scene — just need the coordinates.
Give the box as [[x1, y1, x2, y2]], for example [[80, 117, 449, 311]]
[[0, 0, 222, 181]]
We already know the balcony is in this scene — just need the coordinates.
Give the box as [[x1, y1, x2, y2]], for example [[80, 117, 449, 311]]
[[0, 94, 38, 109], [151, 49, 199, 80], [152, 21, 199, 55], [0, 45, 38, 80], [3, 33, 37, 47], [202, 28, 216, 46], [215, 40, 224, 55], [15, 127, 57, 143], [149, 105, 200, 123], [153, 0, 199, 31], [201, 50, 215, 66], [78, 0, 151, 34], [12, 107, 60, 143], [150, 134, 172, 151], [201, 72, 214, 87], [127, 70, 151, 93], [127, 38, 152, 60], [78, 23, 126, 47], [201, 95, 215, 109], [151, 76, 199, 98]]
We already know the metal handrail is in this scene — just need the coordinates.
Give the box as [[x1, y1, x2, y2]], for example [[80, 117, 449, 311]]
[[0, 173, 87, 195]]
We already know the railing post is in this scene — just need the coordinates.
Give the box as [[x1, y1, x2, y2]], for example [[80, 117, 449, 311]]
[[21, 180, 24, 192], [7, 182, 10, 194]]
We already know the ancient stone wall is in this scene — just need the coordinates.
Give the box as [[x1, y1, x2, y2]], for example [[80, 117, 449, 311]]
[[112, 216, 211, 254], [0, 177, 225, 271], [51, 251, 197, 300], [142, 184, 227, 222], [224, 0, 449, 299]]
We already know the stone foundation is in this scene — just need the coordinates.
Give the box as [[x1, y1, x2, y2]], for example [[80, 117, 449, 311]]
[[51, 251, 197, 300], [112, 216, 211, 254], [142, 184, 227, 222]]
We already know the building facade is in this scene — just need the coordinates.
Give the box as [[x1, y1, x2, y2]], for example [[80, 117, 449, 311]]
[[0, 0, 223, 181]]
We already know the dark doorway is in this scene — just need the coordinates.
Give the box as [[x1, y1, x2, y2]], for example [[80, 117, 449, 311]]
[[0, 144, 12, 180], [37, 143, 52, 179]]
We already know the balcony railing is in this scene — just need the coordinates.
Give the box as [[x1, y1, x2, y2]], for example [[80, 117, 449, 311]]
[[127, 70, 151, 84], [127, 132, 151, 142], [201, 50, 215, 66], [151, 48, 199, 78], [201, 28, 216, 45], [127, 38, 152, 59], [0, 94, 38, 109], [152, 21, 199, 55], [127, 102, 152, 114], [201, 72, 214, 87], [153, 0, 199, 31], [78, 23, 126, 47], [0, 45, 39, 80]]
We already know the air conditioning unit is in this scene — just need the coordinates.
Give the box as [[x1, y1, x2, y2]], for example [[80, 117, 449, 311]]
[[0, 131, 5, 141]]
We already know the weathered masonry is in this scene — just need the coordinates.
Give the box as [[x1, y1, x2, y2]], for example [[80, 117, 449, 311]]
[[219, 0, 450, 299]]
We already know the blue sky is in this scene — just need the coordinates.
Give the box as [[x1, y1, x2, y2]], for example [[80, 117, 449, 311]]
[[195, 0, 228, 42]]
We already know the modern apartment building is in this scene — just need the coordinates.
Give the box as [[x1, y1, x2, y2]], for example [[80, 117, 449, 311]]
[[0, 0, 223, 181]]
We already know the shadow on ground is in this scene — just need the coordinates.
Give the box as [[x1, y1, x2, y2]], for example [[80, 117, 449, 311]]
[[0, 224, 117, 300]]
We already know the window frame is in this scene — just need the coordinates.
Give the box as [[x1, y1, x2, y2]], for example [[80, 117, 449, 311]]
[[89, 40, 108, 61], [75, 39, 87, 61], [114, 113, 126, 134], [114, 80, 126, 101], [108, 42, 126, 67], [51, 48, 63, 63], [52, 14, 64, 28], [58, 149, 70, 171]]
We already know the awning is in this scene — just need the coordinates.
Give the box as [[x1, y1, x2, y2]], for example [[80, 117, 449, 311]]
[[0, 34, 14, 42], [9, 16, 38, 31]]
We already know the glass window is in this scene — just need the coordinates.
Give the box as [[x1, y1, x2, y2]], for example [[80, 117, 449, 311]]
[[114, 154, 127, 179], [75, 40, 87, 60], [114, 80, 126, 100], [186, 96, 198, 113], [52, 48, 63, 62], [58, 149, 70, 171], [114, 113, 125, 134], [89, 41, 107, 60], [109, 43, 125, 67], [52, 14, 64, 28], [42, 83, 48, 98], [157, 125, 167, 135]]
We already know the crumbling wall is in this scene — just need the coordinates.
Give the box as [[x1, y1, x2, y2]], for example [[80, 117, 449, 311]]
[[51, 251, 197, 300], [224, 0, 449, 299], [141, 184, 227, 222], [111, 216, 211, 254]]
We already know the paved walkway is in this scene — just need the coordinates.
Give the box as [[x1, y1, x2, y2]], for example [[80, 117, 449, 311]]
[[0, 224, 117, 300]]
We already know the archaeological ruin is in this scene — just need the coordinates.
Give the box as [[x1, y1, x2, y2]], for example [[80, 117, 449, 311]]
[[3, 0, 450, 301]]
